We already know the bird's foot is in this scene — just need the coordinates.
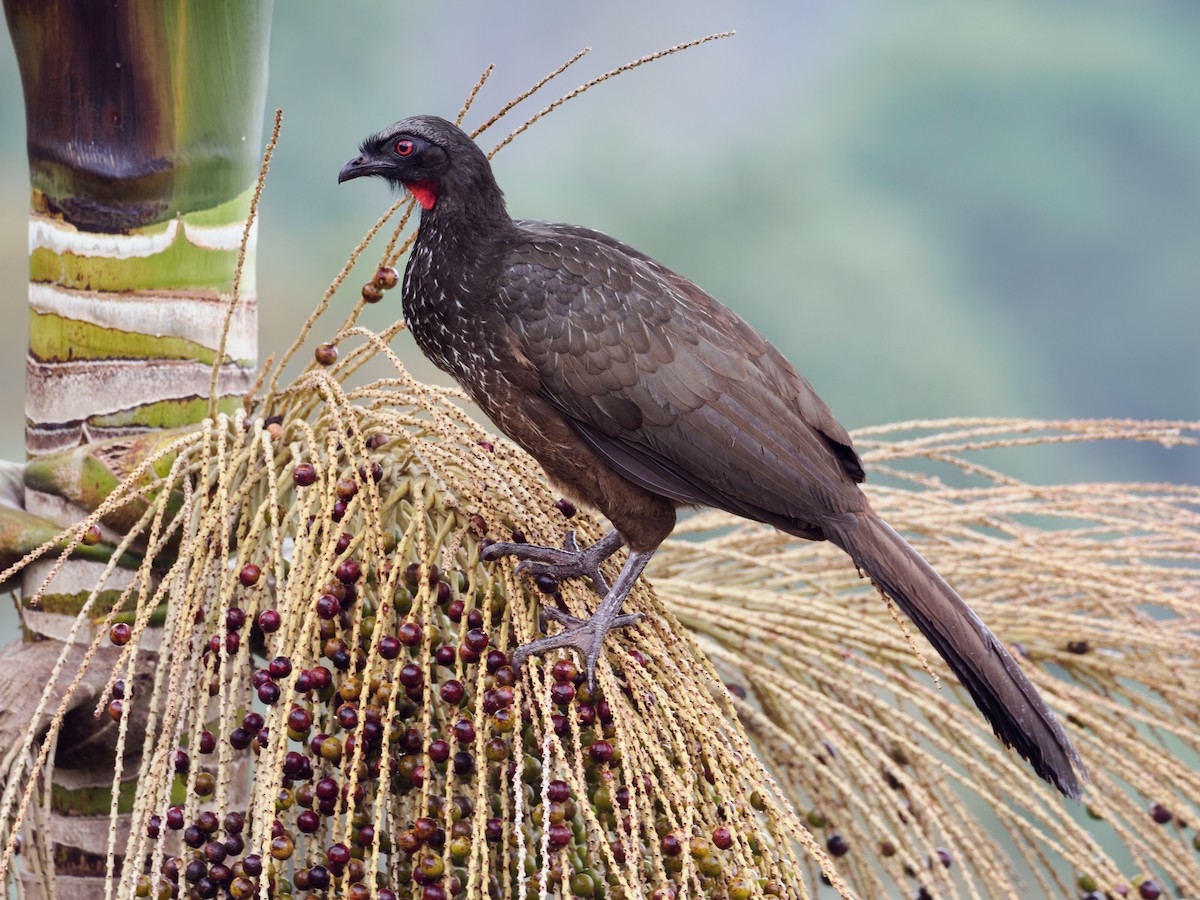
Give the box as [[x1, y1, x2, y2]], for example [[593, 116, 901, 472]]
[[481, 529, 622, 596], [512, 599, 644, 690]]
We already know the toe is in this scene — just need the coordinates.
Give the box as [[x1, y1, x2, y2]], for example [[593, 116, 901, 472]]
[[543, 607, 586, 627]]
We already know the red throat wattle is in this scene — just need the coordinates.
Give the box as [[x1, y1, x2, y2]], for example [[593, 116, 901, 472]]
[[407, 181, 438, 210]]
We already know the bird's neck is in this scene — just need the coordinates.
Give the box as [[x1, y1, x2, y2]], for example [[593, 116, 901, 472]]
[[401, 191, 514, 378], [410, 175, 514, 276], [415, 166, 511, 234]]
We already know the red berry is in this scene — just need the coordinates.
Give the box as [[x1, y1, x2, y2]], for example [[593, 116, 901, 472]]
[[375, 266, 399, 289], [378, 635, 401, 660], [413, 817, 437, 843], [547, 822, 572, 848], [361, 282, 384, 303], [453, 719, 475, 744], [398, 621, 423, 646], [314, 343, 338, 366], [109, 623, 132, 646], [239, 564, 261, 587], [661, 832, 683, 857], [399, 664, 423, 688], [588, 740, 613, 764], [458, 644, 481, 664], [576, 703, 596, 727], [546, 780, 570, 803], [464, 628, 489, 652], [428, 740, 451, 763], [327, 842, 352, 868], [316, 594, 341, 620], [712, 826, 733, 850], [1149, 803, 1172, 825], [554, 498, 576, 518], [257, 681, 281, 705], [336, 560, 361, 584], [293, 463, 317, 486], [550, 682, 576, 707], [440, 680, 465, 706], [288, 707, 313, 733], [315, 777, 339, 801], [335, 478, 358, 501], [826, 833, 849, 857], [337, 705, 359, 729], [257, 609, 281, 633], [309, 665, 332, 689]]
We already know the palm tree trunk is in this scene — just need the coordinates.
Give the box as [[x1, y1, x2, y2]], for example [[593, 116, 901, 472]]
[[2, 1, 273, 894]]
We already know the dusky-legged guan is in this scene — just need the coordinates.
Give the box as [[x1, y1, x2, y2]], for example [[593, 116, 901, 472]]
[[338, 115, 1085, 798]]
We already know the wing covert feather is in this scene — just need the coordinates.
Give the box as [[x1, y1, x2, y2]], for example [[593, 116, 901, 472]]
[[498, 221, 865, 531]]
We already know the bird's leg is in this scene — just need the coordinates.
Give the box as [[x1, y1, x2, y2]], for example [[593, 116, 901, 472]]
[[481, 529, 623, 596], [509, 548, 653, 689]]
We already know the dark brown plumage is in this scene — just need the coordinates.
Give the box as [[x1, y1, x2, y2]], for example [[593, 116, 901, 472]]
[[338, 115, 1086, 798]]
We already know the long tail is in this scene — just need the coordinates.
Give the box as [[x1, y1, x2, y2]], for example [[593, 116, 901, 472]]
[[825, 510, 1086, 798]]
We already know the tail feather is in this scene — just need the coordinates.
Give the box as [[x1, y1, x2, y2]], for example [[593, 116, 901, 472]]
[[826, 511, 1086, 798]]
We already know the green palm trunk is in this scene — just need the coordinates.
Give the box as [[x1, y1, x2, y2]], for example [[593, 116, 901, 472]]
[[3, 1, 272, 892]]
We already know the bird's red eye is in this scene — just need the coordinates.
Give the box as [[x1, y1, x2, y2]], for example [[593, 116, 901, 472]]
[[395, 139, 415, 157]]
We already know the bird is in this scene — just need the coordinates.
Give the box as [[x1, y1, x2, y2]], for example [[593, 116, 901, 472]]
[[338, 114, 1086, 798]]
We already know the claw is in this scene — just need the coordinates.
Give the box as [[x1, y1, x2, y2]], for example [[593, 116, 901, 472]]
[[506, 543, 656, 691], [513, 608, 646, 689], [480, 528, 622, 596]]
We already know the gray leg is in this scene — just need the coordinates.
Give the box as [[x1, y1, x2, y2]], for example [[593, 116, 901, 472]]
[[481, 529, 623, 595], [510, 548, 653, 689]]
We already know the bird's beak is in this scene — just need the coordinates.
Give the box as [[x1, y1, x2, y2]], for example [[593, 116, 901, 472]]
[[337, 153, 384, 184]]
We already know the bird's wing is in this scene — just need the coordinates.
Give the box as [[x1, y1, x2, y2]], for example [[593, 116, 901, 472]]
[[499, 222, 865, 535]]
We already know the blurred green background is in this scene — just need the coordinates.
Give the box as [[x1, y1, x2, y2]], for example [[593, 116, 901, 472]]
[[1, 0, 1196, 478]]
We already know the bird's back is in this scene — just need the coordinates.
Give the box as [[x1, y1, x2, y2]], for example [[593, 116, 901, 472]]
[[494, 220, 867, 538]]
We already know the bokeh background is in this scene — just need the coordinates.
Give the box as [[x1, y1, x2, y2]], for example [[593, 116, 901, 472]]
[[1, 1, 1196, 494]]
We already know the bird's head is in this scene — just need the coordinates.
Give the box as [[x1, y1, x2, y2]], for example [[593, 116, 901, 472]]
[[337, 115, 504, 218]]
